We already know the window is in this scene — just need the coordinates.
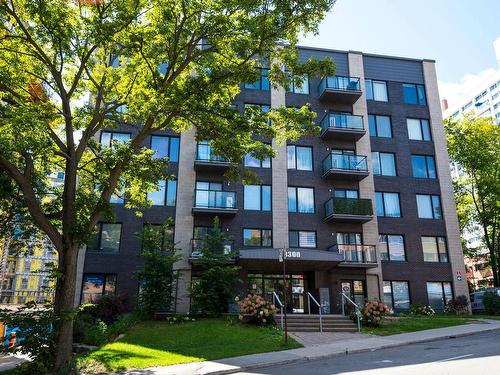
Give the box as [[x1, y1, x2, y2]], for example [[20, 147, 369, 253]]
[[403, 83, 426, 105], [244, 68, 270, 91], [81, 274, 117, 303], [426, 281, 453, 311], [375, 192, 401, 217], [365, 79, 388, 101], [337, 232, 362, 245], [109, 184, 125, 204], [244, 153, 271, 168], [151, 135, 179, 162], [100, 131, 131, 147], [411, 155, 436, 178], [383, 281, 410, 310], [244, 185, 271, 211], [288, 187, 315, 213], [289, 231, 316, 248], [288, 74, 309, 94], [244, 103, 271, 113], [87, 223, 122, 253], [147, 180, 177, 206], [23, 260, 31, 272], [334, 189, 359, 199], [372, 152, 396, 176], [243, 229, 272, 247], [368, 115, 392, 138], [142, 224, 174, 252], [416, 194, 442, 219], [407, 118, 431, 141], [287, 146, 313, 171], [379, 235, 406, 261], [20, 277, 28, 289], [422, 236, 448, 262]]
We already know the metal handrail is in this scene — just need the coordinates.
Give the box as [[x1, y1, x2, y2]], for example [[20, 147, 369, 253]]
[[307, 292, 323, 332], [272, 292, 284, 329], [341, 292, 361, 332]]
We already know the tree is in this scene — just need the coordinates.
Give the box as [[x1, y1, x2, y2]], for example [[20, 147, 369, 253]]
[[135, 221, 181, 316], [190, 218, 240, 315], [0, 0, 336, 370], [445, 114, 500, 286]]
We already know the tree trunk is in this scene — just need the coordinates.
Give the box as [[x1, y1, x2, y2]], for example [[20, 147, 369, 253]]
[[53, 243, 79, 372]]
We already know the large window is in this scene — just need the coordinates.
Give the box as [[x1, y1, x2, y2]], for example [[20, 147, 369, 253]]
[[379, 235, 406, 261], [244, 153, 271, 168], [365, 79, 388, 101], [244, 185, 271, 211], [87, 223, 122, 253], [426, 281, 453, 311], [422, 236, 448, 262], [244, 103, 271, 113], [368, 115, 392, 138], [81, 274, 116, 303], [372, 152, 397, 176], [403, 83, 426, 105], [287, 146, 313, 171], [375, 192, 401, 217], [244, 68, 270, 91], [288, 74, 309, 94], [100, 131, 130, 147], [383, 281, 410, 310], [150, 135, 180, 162], [407, 118, 431, 141], [243, 229, 272, 247], [147, 180, 177, 206], [142, 224, 174, 252], [411, 155, 436, 179], [288, 187, 315, 213], [289, 231, 316, 248], [416, 194, 442, 219], [334, 189, 359, 199]]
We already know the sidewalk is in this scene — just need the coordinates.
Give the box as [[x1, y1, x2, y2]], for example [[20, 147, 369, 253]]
[[122, 319, 500, 375]]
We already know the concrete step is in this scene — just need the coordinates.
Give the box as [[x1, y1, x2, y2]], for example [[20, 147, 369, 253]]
[[275, 314, 358, 332]]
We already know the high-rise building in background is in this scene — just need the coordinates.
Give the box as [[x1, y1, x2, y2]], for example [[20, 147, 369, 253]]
[[73, 46, 468, 314]]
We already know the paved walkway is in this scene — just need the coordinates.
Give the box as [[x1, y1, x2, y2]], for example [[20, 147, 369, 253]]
[[123, 319, 500, 375]]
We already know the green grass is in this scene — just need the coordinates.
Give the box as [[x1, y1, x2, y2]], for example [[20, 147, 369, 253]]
[[362, 315, 473, 336], [77, 318, 301, 373]]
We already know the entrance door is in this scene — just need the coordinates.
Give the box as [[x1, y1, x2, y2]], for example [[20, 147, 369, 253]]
[[341, 280, 366, 311], [248, 274, 306, 313]]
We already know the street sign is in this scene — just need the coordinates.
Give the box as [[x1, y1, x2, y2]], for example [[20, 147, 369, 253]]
[[457, 275, 463, 281]]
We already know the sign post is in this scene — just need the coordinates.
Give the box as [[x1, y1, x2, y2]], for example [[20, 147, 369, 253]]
[[279, 248, 288, 344]]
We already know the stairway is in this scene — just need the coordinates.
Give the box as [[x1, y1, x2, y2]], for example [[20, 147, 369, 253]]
[[275, 314, 358, 332]]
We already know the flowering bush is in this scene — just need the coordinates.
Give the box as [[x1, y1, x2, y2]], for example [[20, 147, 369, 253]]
[[238, 294, 277, 325], [361, 300, 391, 327], [409, 302, 435, 316]]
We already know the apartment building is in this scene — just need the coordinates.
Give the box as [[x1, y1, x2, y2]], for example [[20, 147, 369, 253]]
[[75, 47, 468, 314]]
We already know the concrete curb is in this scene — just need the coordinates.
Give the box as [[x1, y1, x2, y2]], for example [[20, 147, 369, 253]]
[[205, 324, 500, 375]]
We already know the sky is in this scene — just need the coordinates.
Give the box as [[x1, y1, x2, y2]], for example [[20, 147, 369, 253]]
[[298, 0, 500, 103]]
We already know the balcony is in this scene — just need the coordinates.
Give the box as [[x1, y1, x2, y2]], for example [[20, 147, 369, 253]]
[[189, 239, 235, 262], [318, 76, 362, 104], [324, 197, 373, 223], [320, 113, 366, 140], [322, 153, 369, 180], [328, 244, 378, 268], [192, 189, 238, 216], [194, 143, 234, 172]]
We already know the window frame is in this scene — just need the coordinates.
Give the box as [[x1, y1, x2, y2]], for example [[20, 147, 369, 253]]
[[141, 223, 175, 253], [421, 236, 449, 263], [383, 280, 411, 310], [99, 131, 131, 147], [289, 230, 317, 248], [244, 67, 270, 91], [244, 152, 271, 168], [379, 234, 407, 261], [407, 118, 432, 141], [288, 186, 315, 214], [368, 114, 392, 138], [243, 184, 272, 211], [403, 83, 427, 105], [150, 135, 180, 162], [287, 74, 310, 95], [81, 273, 117, 303], [416, 194, 443, 219], [365, 79, 388, 102], [426, 281, 453, 311], [375, 191, 401, 218], [372, 151, 397, 176], [87, 223, 122, 253], [146, 179, 177, 207], [411, 154, 437, 179], [287, 145, 313, 171], [242, 228, 273, 247]]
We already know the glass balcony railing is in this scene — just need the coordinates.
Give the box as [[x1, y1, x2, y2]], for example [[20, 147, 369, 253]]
[[319, 75, 361, 93], [324, 197, 373, 218], [321, 113, 364, 131], [328, 244, 377, 264], [191, 239, 234, 257], [194, 190, 237, 209], [196, 143, 227, 162], [322, 153, 368, 174]]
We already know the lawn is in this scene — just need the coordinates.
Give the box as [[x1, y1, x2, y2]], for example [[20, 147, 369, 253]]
[[77, 318, 301, 373], [361, 315, 473, 336]]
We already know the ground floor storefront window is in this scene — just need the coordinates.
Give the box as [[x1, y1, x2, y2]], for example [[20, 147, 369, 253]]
[[81, 273, 117, 303], [383, 281, 410, 310], [426, 281, 453, 311], [247, 274, 306, 313]]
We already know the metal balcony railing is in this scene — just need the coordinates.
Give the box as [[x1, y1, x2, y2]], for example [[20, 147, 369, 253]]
[[190, 239, 234, 258], [196, 143, 227, 162], [322, 154, 368, 175], [328, 244, 377, 264], [319, 75, 361, 93], [194, 190, 237, 209], [321, 113, 364, 131], [324, 197, 373, 218]]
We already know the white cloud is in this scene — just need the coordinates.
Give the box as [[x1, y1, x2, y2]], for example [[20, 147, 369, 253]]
[[439, 68, 499, 106]]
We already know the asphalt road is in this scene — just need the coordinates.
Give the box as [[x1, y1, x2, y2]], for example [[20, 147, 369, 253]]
[[234, 331, 500, 375]]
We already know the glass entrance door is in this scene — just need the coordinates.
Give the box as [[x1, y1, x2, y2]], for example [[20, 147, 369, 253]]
[[248, 274, 307, 313], [341, 280, 366, 311]]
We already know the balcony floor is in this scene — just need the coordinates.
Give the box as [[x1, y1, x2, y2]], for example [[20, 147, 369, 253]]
[[318, 89, 362, 104], [194, 160, 235, 172], [192, 207, 238, 216], [322, 169, 369, 181], [320, 127, 366, 141], [324, 213, 373, 223]]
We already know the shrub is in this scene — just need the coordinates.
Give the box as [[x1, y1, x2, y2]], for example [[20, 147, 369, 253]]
[[361, 300, 390, 327], [162, 314, 197, 325], [483, 292, 500, 315], [238, 294, 277, 325], [445, 295, 470, 315], [91, 293, 128, 324], [409, 302, 435, 316]]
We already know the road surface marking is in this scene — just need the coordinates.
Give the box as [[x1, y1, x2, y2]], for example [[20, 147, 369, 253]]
[[437, 354, 473, 362]]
